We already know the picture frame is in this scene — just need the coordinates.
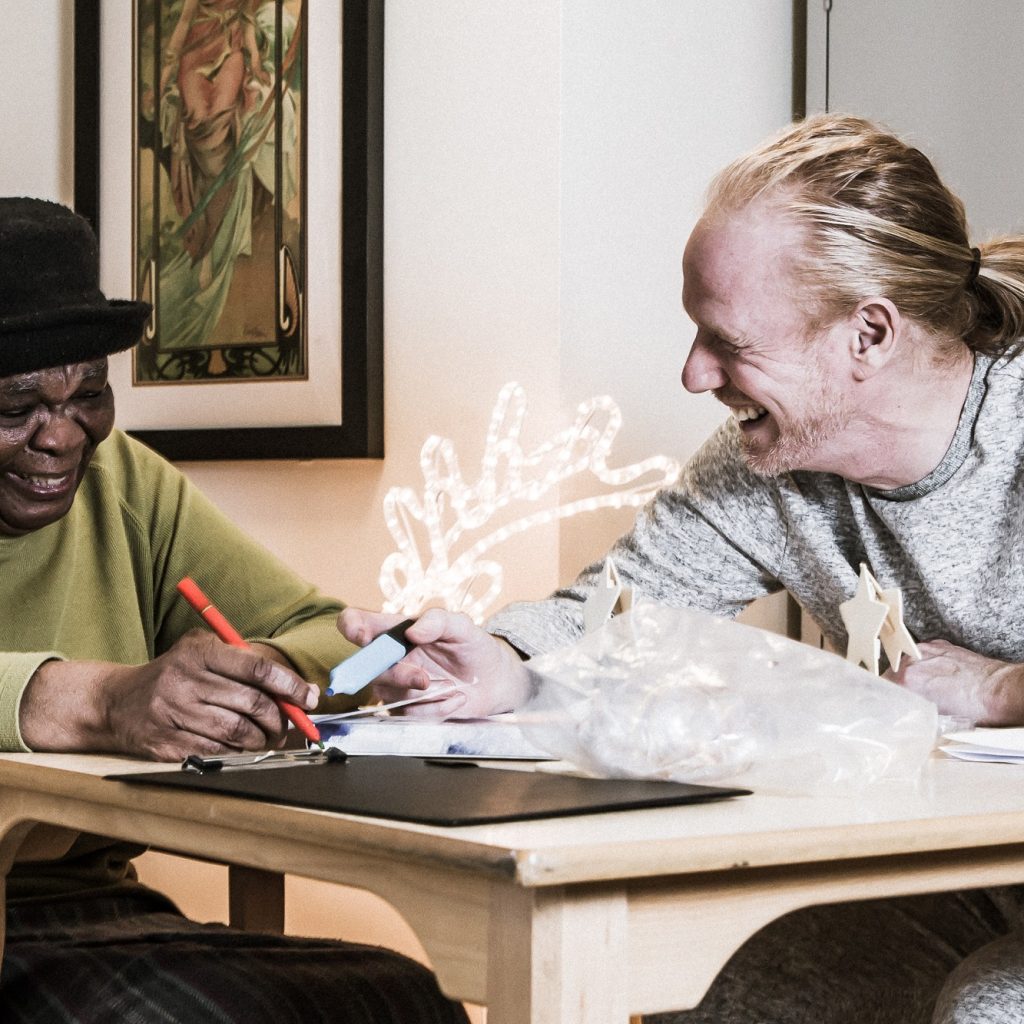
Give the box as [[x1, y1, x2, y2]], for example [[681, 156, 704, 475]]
[[73, 0, 384, 460]]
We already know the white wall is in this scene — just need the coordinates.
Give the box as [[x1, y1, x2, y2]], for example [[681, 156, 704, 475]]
[[3, 1, 794, 626], [2, 0, 795, 1012], [807, 0, 1024, 238], [0, 0, 73, 202], [558, 1, 794, 582], [181, 1, 795, 628]]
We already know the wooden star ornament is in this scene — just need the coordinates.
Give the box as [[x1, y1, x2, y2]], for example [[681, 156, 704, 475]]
[[873, 583, 921, 673], [839, 563, 920, 675], [583, 556, 634, 633], [839, 564, 890, 674]]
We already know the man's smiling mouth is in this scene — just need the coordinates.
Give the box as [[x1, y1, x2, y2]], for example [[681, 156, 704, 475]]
[[6, 470, 76, 494], [732, 405, 767, 423]]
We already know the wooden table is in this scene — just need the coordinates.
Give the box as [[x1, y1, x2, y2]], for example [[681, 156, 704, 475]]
[[3, 752, 1024, 1023]]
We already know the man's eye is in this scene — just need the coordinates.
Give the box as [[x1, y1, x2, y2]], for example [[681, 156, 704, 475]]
[[0, 407, 30, 419]]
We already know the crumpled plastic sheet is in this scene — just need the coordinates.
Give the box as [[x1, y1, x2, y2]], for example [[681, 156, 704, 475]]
[[512, 601, 938, 794]]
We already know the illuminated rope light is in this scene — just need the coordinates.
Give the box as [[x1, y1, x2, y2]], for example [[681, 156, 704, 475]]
[[379, 382, 681, 622]]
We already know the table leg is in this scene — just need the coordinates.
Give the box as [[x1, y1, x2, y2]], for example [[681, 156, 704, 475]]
[[486, 883, 631, 1024], [228, 865, 285, 933]]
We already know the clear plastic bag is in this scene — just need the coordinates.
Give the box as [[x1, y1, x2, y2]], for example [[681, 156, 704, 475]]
[[513, 601, 938, 794]]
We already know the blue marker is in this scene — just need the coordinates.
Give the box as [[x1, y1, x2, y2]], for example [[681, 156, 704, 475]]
[[327, 618, 417, 695]]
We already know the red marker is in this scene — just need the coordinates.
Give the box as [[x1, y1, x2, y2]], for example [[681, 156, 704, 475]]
[[176, 577, 323, 748]]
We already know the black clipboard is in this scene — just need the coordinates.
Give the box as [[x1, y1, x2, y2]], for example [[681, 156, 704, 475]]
[[107, 756, 749, 827]]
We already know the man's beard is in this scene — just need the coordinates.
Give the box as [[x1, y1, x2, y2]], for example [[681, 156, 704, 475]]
[[740, 378, 852, 477]]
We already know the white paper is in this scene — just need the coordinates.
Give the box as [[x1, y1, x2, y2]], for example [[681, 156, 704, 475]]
[[313, 715, 552, 760], [940, 727, 1024, 763]]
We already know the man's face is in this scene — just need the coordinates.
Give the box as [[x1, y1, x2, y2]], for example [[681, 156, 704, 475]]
[[0, 358, 114, 536], [680, 203, 857, 477]]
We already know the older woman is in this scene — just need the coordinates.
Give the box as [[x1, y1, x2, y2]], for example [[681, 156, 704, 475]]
[[0, 198, 466, 1024]]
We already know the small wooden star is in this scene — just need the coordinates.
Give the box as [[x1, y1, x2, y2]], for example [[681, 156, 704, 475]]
[[839, 564, 890, 674], [873, 584, 921, 673], [583, 556, 634, 633]]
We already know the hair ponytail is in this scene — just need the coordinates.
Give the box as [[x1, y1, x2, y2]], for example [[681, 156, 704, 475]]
[[706, 114, 1024, 359], [967, 239, 1024, 356]]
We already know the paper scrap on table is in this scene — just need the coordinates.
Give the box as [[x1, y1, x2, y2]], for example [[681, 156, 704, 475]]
[[940, 727, 1024, 764]]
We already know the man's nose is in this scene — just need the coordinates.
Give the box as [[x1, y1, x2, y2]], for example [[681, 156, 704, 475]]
[[681, 336, 727, 394], [30, 409, 87, 454]]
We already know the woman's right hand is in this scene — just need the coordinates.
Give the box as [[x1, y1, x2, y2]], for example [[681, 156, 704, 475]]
[[18, 632, 320, 761]]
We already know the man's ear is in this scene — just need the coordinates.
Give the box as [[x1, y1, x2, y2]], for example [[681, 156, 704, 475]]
[[849, 298, 900, 380]]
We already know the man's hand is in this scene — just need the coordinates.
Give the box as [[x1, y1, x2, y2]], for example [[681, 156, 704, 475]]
[[19, 631, 320, 761], [887, 639, 1024, 726], [336, 607, 532, 719]]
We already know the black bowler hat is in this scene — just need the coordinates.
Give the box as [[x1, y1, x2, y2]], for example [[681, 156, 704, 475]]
[[0, 197, 152, 376]]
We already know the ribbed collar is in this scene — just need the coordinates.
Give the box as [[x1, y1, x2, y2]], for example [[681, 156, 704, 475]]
[[867, 353, 991, 502]]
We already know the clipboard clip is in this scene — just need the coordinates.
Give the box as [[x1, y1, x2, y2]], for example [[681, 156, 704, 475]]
[[182, 747, 347, 773]]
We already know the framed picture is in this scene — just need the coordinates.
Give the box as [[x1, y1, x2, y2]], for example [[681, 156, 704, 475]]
[[73, 0, 383, 460]]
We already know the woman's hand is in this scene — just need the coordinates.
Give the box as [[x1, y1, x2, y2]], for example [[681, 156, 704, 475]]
[[887, 639, 1024, 726], [337, 607, 533, 720], [19, 631, 320, 761]]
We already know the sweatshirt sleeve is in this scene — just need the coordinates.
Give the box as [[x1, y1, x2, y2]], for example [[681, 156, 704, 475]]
[[487, 422, 790, 657], [0, 652, 63, 752]]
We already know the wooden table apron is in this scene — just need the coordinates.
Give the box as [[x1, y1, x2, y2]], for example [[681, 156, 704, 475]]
[[3, 754, 1024, 1024]]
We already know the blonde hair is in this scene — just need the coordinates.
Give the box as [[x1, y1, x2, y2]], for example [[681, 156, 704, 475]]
[[705, 113, 1024, 358]]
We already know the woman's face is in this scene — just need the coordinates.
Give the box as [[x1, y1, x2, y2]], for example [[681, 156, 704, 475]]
[[0, 358, 115, 536]]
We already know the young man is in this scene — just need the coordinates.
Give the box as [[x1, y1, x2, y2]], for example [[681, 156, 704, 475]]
[[0, 197, 467, 1024], [341, 114, 1024, 1023]]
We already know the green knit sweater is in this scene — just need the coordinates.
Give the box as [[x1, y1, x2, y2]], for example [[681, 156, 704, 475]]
[[1, 429, 358, 898]]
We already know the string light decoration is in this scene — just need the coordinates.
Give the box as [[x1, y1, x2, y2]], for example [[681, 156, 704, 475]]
[[379, 382, 681, 622]]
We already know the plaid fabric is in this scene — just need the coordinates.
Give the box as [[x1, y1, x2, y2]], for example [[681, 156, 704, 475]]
[[1, 886, 469, 1024]]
